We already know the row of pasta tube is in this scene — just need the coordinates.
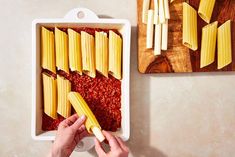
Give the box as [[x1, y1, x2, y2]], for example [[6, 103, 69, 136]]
[[41, 27, 122, 80], [42, 73, 71, 119]]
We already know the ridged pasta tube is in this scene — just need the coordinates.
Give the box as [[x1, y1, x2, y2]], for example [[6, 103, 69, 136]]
[[183, 2, 198, 51], [42, 73, 57, 119], [217, 20, 232, 69], [57, 75, 71, 118], [198, 0, 216, 23], [109, 31, 122, 80], [68, 29, 82, 75], [41, 27, 56, 73], [68, 92, 105, 142], [81, 31, 96, 78], [55, 27, 69, 73], [95, 31, 108, 77], [200, 21, 218, 68]]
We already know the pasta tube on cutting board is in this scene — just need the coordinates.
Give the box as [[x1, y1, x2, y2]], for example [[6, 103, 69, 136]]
[[217, 20, 232, 69], [183, 2, 198, 51], [159, 0, 165, 23], [68, 92, 105, 142], [68, 29, 82, 75], [154, 0, 162, 55], [95, 31, 108, 77], [109, 31, 122, 80], [41, 27, 56, 73], [142, 0, 150, 24], [163, 0, 170, 19], [146, 10, 154, 49], [81, 31, 96, 78], [55, 27, 69, 73], [154, 0, 159, 24], [200, 21, 218, 68], [161, 20, 168, 50], [154, 23, 162, 55], [42, 73, 57, 119], [57, 75, 71, 118], [198, 0, 216, 23]]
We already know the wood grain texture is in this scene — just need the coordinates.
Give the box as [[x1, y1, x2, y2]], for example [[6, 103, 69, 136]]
[[137, 0, 235, 73]]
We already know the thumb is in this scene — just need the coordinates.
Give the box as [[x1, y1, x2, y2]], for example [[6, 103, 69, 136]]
[[94, 138, 106, 156], [70, 115, 86, 132]]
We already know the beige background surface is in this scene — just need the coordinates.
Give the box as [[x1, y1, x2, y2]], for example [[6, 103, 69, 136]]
[[0, 0, 235, 157]]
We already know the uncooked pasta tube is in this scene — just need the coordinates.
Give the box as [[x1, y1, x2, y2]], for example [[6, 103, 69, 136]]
[[198, 0, 216, 23], [146, 10, 154, 49], [95, 31, 108, 77], [200, 21, 218, 68], [68, 92, 105, 142], [42, 73, 57, 119], [41, 27, 56, 73], [55, 27, 69, 73], [109, 31, 122, 80], [57, 75, 71, 118], [183, 2, 198, 51], [217, 20, 232, 69], [81, 31, 96, 78], [68, 29, 82, 75]]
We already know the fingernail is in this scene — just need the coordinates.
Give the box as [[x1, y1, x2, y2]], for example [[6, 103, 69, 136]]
[[80, 115, 86, 120]]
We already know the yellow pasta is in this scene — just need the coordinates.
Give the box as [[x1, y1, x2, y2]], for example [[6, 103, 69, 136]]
[[81, 31, 96, 78], [57, 75, 71, 118], [55, 27, 69, 73], [42, 73, 57, 119], [200, 21, 218, 68], [198, 0, 216, 23], [109, 31, 122, 80], [68, 92, 105, 142], [217, 20, 232, 69], [68, 29, 82, 75], [41, 27, 56, 73], [183, 2, 198, 51], [95, 31, 108, 77]]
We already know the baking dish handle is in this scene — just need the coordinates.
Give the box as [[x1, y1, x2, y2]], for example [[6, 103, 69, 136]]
[[64, 8, 99, 20]]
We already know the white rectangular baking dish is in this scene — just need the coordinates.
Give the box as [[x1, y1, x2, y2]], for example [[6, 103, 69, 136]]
[[31, 8, 131, 151]]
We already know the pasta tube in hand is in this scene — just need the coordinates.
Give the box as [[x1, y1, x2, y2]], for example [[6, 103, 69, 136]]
[[68, 92, 105, 142]]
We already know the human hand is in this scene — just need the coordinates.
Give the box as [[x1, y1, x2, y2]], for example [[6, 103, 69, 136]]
[[94, 130, 129, 157], [48, 114, 88, 157]]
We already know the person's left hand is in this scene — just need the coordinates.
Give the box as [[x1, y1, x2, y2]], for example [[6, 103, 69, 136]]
[[48, 114, 88, 157]]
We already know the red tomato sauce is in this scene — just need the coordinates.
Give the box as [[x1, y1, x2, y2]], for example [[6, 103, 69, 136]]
[[42, 70, 121, 132]]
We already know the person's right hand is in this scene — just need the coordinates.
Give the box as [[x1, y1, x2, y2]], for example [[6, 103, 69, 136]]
[[94, 130, 129, 157]]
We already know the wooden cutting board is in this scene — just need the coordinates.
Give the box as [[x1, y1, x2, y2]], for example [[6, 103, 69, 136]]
[[137, 0, 235, 73]]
